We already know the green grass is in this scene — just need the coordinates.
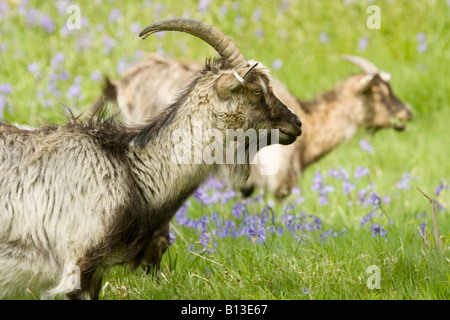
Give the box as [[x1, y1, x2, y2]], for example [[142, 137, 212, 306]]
[[1, 0, 449, 300]]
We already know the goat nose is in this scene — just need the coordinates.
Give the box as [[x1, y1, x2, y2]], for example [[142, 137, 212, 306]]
[[293, 114, 302, 128]]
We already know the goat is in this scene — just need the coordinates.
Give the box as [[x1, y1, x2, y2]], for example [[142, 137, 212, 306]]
[[0, 18, 302, 300], [242, 55, 412, 198], [101, 54, 412, 199]]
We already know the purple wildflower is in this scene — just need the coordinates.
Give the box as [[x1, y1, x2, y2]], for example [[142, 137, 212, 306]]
[[319, 32, 329, 43], [359, 139, 374, 154], [354, 166, 370, 180], [416, 32, 427, 53], [358, 36, 369, 51], [302, 288, 309, 295], [26, 8, 39, 26], [39, 13, 55, 33], [311, 171, 334, 205], [116, 59, 129, 76], [342, 179, 355, 195], [272, 58, 282, 70], [0, 2, 9, 20], [292, 186, 301, 195], [200, 232, 209, 251], [0, 96, 6, 117], [435, 181, 448, 196], [252, 8, 262, 21], [51, 52, 65, 70], [369, 192, 381, 206], [419, 221, 426, 237], [417, 42, 427, 53], [90, 70, 102, 82], [278, 0, 290, 13], [108, 8, 122, 23], [328, 168, 339, 179], [102, 35, 117, 55], [198, 0, 211, 13], [370, 223, 387, 237], [371, 223, 380, 236], [360, 210, 376, 227], [416, 32, 426, 43], [234, 16, 243, 27], [255, 28, 264, 38], [66, 83, 82, 99], [96, 23, 105, 32], [232, 202, 246, 219], [169, 231, 176, 245], [311, 171, 324, 191], [248, 225, 266, 243], [219, 4, 228, 16], [396, 172, 411, 190], [130, 22, 141, 34], [0, 83, 13, 95], [59, 70, 70, 81]]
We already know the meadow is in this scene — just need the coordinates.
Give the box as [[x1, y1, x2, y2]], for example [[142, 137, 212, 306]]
[[0, 0, 449, 300]]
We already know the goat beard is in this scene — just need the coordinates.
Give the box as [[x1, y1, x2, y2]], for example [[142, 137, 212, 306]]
[[227, 140, 253, 188]]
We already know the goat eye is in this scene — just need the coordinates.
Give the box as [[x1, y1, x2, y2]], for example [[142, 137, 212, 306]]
[[252, 89, 262, 96]]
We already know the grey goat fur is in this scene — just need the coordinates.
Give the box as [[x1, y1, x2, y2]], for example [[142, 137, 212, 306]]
[[0, 18, 301, 300]]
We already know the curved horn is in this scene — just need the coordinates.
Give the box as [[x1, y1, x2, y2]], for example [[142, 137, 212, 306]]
[[341, 55, 379, 74], [140, 18, 248, 68]]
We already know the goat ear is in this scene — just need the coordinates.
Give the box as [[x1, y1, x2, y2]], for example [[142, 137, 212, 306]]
[[216, 72, 243, 100], [355, 73, 376, 93]]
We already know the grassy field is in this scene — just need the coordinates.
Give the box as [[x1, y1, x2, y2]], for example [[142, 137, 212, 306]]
[[1, 0, 449, 300]]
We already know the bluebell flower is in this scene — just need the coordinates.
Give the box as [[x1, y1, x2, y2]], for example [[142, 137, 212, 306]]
[[0, 95, 5, 118], [358, 36, 369, 51], [90, 70, 102, 82], [169, 231, 176, 245], [39, 13, 55, 33], [319, 32, 329, 44], [359, 139, 374, 154], [360, 210, 376, 227], [198, 0, 211, 13], [219, 4, 228, 16], [66, 83, 81, 99], [371, 223, 380, 236], [419, 221, 426, 237], [354, 166, 370, 180], [51, 52, 65, 69], [108, 8, 122, 23], [232, 202, 246, 219], [0, 83, 12, 95], [272, 58, 282, 70], [252, 8, 262, 21], [396, 173, 411, 190]]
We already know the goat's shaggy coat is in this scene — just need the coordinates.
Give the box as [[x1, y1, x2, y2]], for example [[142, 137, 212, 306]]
[[0, 54, 301, 299]]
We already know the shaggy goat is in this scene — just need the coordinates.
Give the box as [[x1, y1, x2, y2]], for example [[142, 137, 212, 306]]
[[0, 18, 301, 300], [101, 54, 412, 199]]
